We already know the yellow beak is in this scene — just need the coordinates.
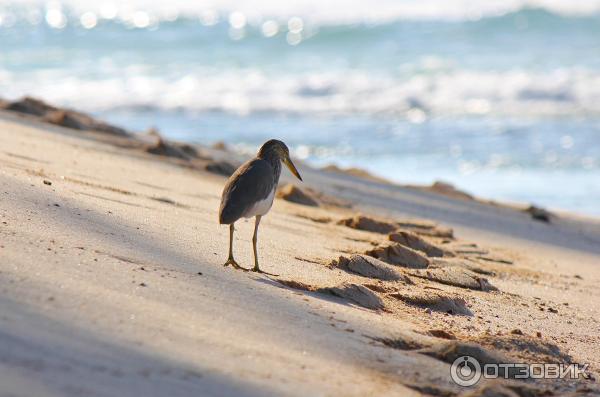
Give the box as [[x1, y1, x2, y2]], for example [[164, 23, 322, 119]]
[[284, 157, 302, 181]]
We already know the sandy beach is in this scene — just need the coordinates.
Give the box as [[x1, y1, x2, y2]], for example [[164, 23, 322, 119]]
[[1, 102, 600, 396]]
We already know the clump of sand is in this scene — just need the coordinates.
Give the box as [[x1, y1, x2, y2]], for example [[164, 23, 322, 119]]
[[366, 243, 430, 269], [277, 184, 320, 207], [332, 254, 403, 281], [389, 230, 448, 257]]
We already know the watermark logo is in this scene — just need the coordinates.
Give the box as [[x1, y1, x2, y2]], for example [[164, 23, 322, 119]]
[[450, 356, 482, 386], [450, 356, 590, 387]]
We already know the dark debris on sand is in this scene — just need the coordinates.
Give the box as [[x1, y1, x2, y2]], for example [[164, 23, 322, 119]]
[[525, 205, 553, 223], [1, 96, 240, 175], [2, 96, 129, 136], [144, 129, 209, 162]]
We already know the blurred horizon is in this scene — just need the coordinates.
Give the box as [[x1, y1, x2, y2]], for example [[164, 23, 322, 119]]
[[1, 0, 599, 214]]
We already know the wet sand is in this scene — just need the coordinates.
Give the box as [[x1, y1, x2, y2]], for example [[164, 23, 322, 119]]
[[1, 101, 599, 396]]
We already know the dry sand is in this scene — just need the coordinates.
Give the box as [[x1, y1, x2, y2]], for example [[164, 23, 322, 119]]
[[1, 105, 600, 397]]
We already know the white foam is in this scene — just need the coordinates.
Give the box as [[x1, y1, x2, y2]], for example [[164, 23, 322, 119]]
[[3, 66, 599, 118]]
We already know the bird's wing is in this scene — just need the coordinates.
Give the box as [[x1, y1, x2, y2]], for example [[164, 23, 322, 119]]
[[219, 159, 275, 224]]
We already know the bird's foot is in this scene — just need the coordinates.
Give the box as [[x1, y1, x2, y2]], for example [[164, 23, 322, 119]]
[[251, 266, 278, 277], [223, 258, 249, 271]]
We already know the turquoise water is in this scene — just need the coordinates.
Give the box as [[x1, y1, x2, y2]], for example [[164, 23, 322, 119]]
[[1, 1, 599, 214]]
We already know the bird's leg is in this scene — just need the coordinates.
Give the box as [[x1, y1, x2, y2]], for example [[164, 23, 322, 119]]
[[223, 223, 248, 271], [251, 216, 261, 271], [251, 216, 278, 276]]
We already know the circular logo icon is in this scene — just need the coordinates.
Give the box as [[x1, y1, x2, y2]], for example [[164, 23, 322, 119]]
[[450, 355, 482, 387]]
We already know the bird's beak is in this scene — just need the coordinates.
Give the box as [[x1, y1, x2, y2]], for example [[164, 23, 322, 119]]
[[284, 157, 302, 181]]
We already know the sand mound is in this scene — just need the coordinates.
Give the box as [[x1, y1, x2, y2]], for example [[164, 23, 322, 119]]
[[336, 214, 454, 239], [2, 96, 129, 136], [205, 160, 236, 176], [2, 96, 57, 116], [333, 254, 403, 281], [277, 280, 383, 310], [337, 215, 397, 234], [325, 283, 384, 310], [474, 335, 572, 364], [391, 292, 473, 316], [43, 110, 128, 136], [426, 181, 475, 200], [277, 184, 319, 207], [366, 243, 430, 269], [410, 267, 497, 291], [420, 340, 507, 367], [144, 134, 196, 161], [419, 340, 562, 382], [388, 230, 447, 257], [322, 164, 391, 184]]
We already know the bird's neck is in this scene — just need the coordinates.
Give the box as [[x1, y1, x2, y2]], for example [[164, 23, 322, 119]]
[[259, 152, 282, 185]]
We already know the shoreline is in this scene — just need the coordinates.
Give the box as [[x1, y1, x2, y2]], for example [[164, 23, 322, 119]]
[[3, 96, 598, 222], [1, 99, 599, 396]]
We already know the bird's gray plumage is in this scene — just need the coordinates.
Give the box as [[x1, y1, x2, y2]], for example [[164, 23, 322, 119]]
[[219, 158, 277, 224], [218, 139, 301, 274]]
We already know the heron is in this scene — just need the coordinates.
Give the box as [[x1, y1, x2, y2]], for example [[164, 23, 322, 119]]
[[218, 139, 302, 274]]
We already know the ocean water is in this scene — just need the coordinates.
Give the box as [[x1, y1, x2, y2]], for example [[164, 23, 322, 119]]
[[1, 1, 599, 215]]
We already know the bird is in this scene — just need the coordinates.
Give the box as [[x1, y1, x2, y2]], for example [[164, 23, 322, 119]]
[[219, 139, 302, 275]]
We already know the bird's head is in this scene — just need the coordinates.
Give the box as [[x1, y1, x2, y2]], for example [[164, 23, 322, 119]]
[[257, 139, 302, 181]]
